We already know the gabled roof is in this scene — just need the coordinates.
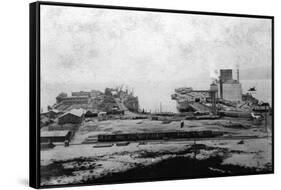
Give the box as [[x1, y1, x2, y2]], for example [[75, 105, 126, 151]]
[[51, 109, 60, 113], [41, 109, 60, 115], [58, 108, 84, 118]]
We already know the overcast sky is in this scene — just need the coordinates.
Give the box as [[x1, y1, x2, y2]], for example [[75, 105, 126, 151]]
[[40, 5, 272, 112]]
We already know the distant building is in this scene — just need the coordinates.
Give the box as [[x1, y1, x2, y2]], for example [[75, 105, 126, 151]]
[[58, 109, 84, 124], [220, 69, 233, 82], [56, 92, 68, 103], [56, 96, 89, 104], [218, 69, 242, 102], [71, 91, 91, 97], [41, 130, 72, 143], [56, 91, 104, 106], [222, 81, 242, 102], [90, 90, 103, 98]]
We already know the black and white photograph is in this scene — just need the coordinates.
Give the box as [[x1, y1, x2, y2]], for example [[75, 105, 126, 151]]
[[32, 1, 273, 188]]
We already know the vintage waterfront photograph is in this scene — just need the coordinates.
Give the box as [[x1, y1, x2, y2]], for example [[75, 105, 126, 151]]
[[39, 4, 273, 186]]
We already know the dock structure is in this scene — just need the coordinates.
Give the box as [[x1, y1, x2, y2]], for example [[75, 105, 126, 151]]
[[171, 68, 249, 115], [171, 85, 218, 114]]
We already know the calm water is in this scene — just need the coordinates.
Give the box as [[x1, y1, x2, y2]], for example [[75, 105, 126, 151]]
[[41, 79, 272, 113]]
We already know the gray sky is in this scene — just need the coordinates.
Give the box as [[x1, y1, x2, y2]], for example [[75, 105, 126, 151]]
[[40, 5, 272, 112]]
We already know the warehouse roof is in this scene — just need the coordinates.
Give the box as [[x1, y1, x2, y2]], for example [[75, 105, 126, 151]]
[[41, 109, 60, 115], [59, 108, 84, 118]]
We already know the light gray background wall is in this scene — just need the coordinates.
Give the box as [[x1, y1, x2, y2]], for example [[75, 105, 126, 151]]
[[0, 0, 279, 190]]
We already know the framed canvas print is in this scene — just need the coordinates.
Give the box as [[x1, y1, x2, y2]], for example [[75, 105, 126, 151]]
[[29, 1, 274, 188]]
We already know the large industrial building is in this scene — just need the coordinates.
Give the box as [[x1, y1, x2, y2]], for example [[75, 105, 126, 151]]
[[222, 81, 242, 102], [56, 96, 89, 104], [71, 91, 91, 97], [218, 69, 242, 102], [171, 68, 242, 113]]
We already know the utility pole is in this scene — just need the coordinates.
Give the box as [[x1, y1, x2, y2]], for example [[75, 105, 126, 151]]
[[236, 64, 240, 82], [264, 106, 268, 136], [193, 139, 197, 160]]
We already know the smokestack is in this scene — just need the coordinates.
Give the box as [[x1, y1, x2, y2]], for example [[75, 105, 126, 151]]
[[237, 68, 240, 82], [236, 64, 240, 82]]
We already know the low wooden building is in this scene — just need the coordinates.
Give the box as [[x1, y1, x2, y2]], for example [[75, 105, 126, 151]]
[[41, 130, 72, 143], [58, 109, 84, 124], [40, 116, 53, 128]]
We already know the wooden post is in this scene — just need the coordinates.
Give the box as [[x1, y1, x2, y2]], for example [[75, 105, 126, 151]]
[[193, 139, 197, 160], [264, 106, 268, 136]]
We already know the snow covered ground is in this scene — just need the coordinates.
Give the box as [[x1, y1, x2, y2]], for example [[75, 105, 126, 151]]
[[40, 117, 272, 186], [41, 138, 272, 185]]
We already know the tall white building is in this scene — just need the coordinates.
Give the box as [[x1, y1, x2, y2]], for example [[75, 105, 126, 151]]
[[222, 81, 242, 102]]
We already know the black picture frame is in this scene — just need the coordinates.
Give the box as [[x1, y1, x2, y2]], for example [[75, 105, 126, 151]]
[[30, 1, 274, 189]]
